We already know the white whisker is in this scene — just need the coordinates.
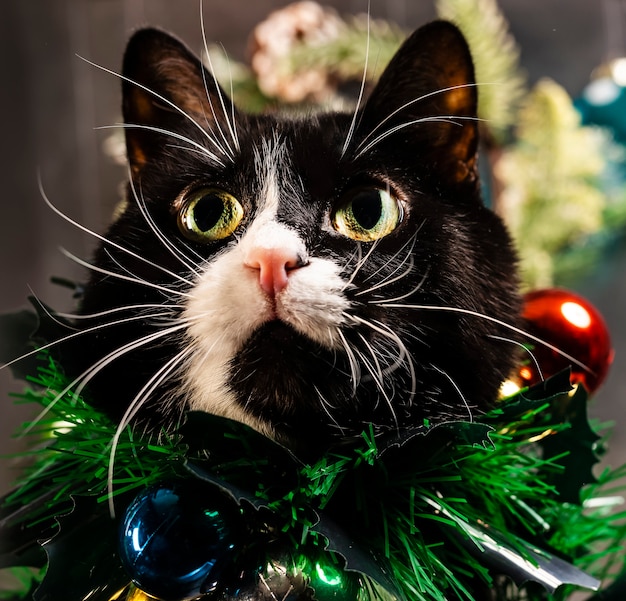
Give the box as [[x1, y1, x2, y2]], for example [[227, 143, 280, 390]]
[[354, 82, 485, 156], [356, 115, 481, 159], [77, 54, 228, 159], [431, 364, 473, 422], [366, 267, 430, 304], [57, 303, 183, 321], [220, 42, 240, 153], [1, 311, 175, 372], [362, 228, 420, 285], [59, 247, 192, 300], [21, 321, 190, 435], [96, 124, 225, 166], [28, 290, 79, 331], [198, 65, 235, 160], [377, 303, 594, 375], [356, 333, 399, 429], [71, 324, 188, 402], [107, 344, 196, 517], [200, 5, 239, 155], [341, 0, 371, 157], [342, 238, 382, 291], [357, 258, 415, 297], [313, 385, 344, 432], [337, 329, 361, 396], [489, 334, 545, 382], [347, 314, 417, 401], [38, 176, 197, 288], [129, 175, 204, 274]]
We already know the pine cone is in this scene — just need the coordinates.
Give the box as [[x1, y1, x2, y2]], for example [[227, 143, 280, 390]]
[[249, 1, 344, 103]]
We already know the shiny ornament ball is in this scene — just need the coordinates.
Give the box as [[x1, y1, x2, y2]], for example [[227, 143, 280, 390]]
[[520, 288, 613, 394], [220, 553, 359, 601], [119, 481, 240, 601]]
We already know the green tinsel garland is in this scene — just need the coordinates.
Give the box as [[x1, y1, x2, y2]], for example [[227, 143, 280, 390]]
[[1, 355, 625, 601]]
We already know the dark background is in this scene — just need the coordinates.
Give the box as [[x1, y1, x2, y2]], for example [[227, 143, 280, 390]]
[[0, 0, 624, 495]]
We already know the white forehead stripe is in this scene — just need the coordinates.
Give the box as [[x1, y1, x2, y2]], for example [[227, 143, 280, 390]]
[[253, 135, 287, 218], [178, 133, 350, 436]]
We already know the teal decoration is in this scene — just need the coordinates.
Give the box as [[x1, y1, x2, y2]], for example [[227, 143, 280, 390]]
[[576, 73, 626, 143]]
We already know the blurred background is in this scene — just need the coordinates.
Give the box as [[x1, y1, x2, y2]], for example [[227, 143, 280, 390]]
[[0, 0, 624, 495]]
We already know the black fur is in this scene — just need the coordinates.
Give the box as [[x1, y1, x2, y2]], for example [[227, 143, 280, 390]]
[[62, 21, 521, 453]]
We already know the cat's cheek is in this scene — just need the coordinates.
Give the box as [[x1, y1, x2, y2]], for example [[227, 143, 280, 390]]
[[277, 258, 350, 348], [182, 247, 272, 352], [177, 247, 270, 421]]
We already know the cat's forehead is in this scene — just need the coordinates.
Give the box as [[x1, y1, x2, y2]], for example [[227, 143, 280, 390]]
[[238, 115, 350, 199]]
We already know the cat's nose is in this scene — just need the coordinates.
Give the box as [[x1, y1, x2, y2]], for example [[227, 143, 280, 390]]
[[245, 246, 307, 296]]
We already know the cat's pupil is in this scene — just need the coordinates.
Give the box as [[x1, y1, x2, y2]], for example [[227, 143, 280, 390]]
[[351, 190, 383, 230], [194, 194, 224, 232]]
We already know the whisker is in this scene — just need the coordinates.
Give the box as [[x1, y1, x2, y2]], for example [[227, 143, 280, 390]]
[[220, 41, 240, 153], [347, 314, 417, 401], [38, 176, 197, 289], [356, 115, 482, 159], [357, 258, 415, 297], [129, 175, 205, 274], [200, 4, 239, 155], [21, 321, 190, 435], [354, 82, 484, 156], [165, 143, 221, 161], [1, 311, 176, 372], [57, 303, 183, 321], [72, 324, 188, 402], [342, 238, 382, 291], [60, 247, 192, 300], [488, 334, 545, 382], [341, 0, 371, 157], [356, 333, 399, 430], [28, 290, 79, 331], [377, 303, 594, 375], [198, 66, 234, 160], [361, 228, 420, 285], [77, 54, 228, 159], [337, 329, 361, 396], [431, 364, 473, 422], [107, 344, 195, 517], [96, 124, 225, 166], [104, 247, 143, 281], [366, 266, 430, 304], [313, 385, 345, 433]]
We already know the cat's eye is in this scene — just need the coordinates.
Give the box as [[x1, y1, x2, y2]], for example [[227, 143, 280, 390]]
[[177, 188, 244, 242], [332, 188, 402, 242]]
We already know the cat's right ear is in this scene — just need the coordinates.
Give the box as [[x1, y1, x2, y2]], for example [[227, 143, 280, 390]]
[[121, 28, 236, 175]]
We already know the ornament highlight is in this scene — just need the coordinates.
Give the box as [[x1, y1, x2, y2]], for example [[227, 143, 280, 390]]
[[119, 481, 240, 600], [519, 288, 614, 393]]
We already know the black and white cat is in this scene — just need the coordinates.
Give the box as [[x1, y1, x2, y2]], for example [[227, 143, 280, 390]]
[[57, 20, 521, 454]]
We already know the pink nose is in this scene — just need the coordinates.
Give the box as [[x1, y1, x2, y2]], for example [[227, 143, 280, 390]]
[[245, 246, 305, 296]]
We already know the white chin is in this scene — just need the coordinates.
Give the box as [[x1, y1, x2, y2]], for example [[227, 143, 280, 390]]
[[179, 238, 349, 435]]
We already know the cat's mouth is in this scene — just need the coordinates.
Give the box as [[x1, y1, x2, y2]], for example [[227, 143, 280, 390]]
[[230, 319, 338, 415], [253, 318, 299, 343]]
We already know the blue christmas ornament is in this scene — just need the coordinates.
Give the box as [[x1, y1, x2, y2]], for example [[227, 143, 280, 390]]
[[119, 481, 240, 600]]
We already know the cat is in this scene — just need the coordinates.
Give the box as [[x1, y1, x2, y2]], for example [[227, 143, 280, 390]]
[[52, 19, 521, 456]]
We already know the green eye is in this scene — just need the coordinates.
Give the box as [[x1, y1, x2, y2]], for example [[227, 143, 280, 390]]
[[332, 188, 402, 242], [177, 188, 243, 242]]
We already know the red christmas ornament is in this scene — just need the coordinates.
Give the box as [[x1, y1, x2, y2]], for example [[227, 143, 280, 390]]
[[519, 288, 614, 394]]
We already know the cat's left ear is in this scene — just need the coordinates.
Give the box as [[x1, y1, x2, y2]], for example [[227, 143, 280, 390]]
[[357, 21, 478, 185], [121, 28, 237, 175]]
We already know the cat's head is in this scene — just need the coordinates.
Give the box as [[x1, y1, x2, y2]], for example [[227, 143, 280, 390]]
[[73, 21, 521, 452]]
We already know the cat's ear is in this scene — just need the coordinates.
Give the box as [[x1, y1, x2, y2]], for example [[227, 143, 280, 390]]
[[359, 21, 478, 185], [122, 28, 236, 174]]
